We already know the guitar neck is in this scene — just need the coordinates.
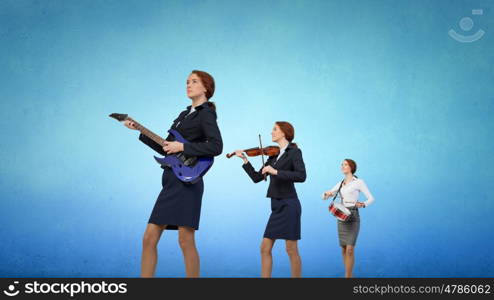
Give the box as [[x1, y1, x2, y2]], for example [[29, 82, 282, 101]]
[[127, 117, 167, 146]]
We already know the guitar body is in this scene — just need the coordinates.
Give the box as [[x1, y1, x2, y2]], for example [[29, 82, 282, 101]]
[[154, 129, 214, 184], [109, 113, 214, 184]]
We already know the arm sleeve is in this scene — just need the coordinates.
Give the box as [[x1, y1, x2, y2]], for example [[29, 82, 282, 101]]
[[359, 179, 375, 206], [276, 149, 307, 182], [330, 182, 342, 194], [183, 109, 223, 157], [138, 133, 166, 156], [241, 161, 266, 183]]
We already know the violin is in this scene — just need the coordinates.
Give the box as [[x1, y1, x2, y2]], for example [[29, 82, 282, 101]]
[[226, 146, 279, 158], [227, 135, 278, 182]]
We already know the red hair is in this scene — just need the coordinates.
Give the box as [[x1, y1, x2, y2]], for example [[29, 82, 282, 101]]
[[275, 121, 297, 147], [344, 158, 357, 175], [191, 70, 216, 110]]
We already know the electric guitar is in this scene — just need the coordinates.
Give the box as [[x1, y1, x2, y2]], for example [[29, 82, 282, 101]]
[[109, 113, 214, 184]]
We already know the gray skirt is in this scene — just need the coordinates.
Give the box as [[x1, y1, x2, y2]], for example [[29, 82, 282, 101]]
[[337, 206, 360, 246]]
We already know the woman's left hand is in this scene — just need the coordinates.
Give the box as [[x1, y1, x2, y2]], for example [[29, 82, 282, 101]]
[[163, 141, 184, 154], [262, 165, 278, 175], [356, 202, 365, 208]]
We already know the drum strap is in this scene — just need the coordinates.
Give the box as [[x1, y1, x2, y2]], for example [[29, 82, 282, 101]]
[[331, 180, 344, 203]]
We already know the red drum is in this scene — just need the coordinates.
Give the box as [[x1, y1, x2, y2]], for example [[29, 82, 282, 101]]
[[329, 202, 351, 221]]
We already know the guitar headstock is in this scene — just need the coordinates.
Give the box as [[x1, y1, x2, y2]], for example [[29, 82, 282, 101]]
[[109, 113, 128, 122]]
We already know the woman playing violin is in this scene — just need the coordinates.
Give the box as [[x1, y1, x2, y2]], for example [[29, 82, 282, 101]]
[[231, 121, 306, 277]]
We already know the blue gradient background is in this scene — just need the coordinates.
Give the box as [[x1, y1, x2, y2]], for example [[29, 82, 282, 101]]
[[1, 0, 493, 277]]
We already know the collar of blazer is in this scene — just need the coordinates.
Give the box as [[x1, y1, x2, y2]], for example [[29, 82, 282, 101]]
[[186, 101, 212, 111], [181, 101, 212, 120], [273, 143, 297, 165]]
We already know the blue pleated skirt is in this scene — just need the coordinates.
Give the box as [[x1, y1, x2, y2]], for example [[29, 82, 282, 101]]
[[148, 167, 204, 230], [263, 197, 301, 240]]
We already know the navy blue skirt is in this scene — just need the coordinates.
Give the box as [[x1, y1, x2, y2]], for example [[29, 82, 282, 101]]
[[263, 197, 301, 240], [148, 167, 204, 230]]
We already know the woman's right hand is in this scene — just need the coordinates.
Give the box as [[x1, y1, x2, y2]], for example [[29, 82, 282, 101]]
[[124, 120, 138, 130], [322, 190, 333, 200]]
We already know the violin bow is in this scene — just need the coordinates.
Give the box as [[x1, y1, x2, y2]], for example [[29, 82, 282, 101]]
[[258, 134, 267, 181]]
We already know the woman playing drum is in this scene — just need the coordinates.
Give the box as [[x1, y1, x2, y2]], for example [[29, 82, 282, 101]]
[[322, 159, 374, 278]]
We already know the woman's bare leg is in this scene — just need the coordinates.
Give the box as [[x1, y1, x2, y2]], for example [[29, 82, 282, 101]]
[[341, 245, 347, 269], [141, 223, 167, 277], [260, 238, 275, 278], [344, 245, 355, 278], [285, 240, 302, 277], [178, 226, 200, 277]]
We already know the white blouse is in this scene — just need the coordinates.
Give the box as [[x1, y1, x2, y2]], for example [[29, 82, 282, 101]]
[[273, 144, 288, 164], [188, 106, 196, 115], [329, 177, 375, 207], [176, 106, 196, 127]]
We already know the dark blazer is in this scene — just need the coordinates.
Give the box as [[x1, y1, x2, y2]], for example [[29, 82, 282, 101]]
[[138, 101, 223, 159], [242, 143, 306, 198]]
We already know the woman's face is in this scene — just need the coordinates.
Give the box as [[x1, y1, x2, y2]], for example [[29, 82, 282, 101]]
[[186, 73, 207, 100], [341, 160, 352, 175], [271, 124, 285, 142]]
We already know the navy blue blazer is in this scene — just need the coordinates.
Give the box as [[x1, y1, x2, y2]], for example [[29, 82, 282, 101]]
[[242, 143, 306, 198], [138, 101, 223, 159]]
